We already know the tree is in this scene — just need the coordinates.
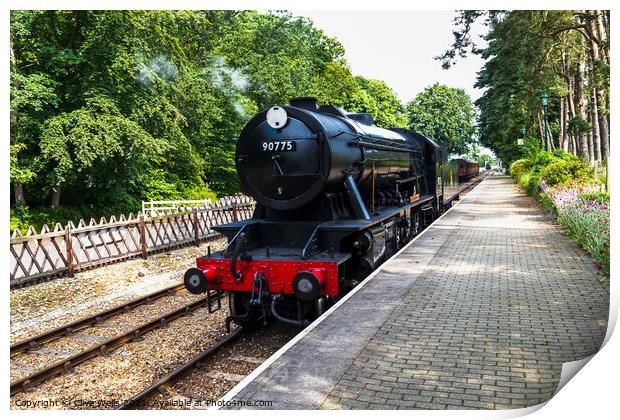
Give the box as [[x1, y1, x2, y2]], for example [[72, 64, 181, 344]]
[[215, 11, 345, 108], [439, 10, 609, 166], [38, 95, 170, 207], [10, 10, 414, 223], [405, 84, 476, 155], [353, 77, 407, 128]]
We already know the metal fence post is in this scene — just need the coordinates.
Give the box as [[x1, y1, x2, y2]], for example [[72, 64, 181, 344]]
[[192, 208, 199, 246], [65, 225, 74, 277], [139, 214, 148, 259]]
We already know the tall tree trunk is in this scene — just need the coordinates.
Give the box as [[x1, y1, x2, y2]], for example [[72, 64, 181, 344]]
[[538, 113, 545, 148], [586, 12, 603, 164], [587, 129, 595, 166], [573, 59, 589, 162], [598, 96, 609, 164], [559, 97, 568, 151], [14, 185, 25, 206], [590, 88, 601, 163], [51, 186, 61, 209], [546, 123, 555, 151], [586, 11, 610, 165], [560, 51, 573, 154], [593, 11, 610, 137], [10, 34, 26, 206], [569, 133, 577, 156], [594, 10, 609, 65], [566, 75, 578, 156]]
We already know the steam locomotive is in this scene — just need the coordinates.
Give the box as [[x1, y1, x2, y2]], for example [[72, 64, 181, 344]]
[[184, 97, 449, 328]]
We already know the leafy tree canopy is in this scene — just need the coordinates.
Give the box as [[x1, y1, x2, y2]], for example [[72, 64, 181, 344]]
[[405, 83, 476, 155], [439, 10, 610, 165]]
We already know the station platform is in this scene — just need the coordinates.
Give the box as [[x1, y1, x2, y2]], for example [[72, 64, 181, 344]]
[[222, 176, 609, 410]]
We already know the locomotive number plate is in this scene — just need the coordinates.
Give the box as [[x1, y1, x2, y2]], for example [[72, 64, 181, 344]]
[[261, 140, 296, 152]]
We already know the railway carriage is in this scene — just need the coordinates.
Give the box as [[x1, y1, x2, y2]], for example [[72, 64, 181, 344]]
[[184, 97, 449, 327], [451, 158, 480, 181]]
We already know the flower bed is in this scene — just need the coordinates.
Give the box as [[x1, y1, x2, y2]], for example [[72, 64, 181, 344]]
[[541, 181, 610, 275]]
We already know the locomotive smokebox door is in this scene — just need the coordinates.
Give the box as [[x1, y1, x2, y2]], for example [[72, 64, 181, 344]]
[[266, 106, 288, 129]]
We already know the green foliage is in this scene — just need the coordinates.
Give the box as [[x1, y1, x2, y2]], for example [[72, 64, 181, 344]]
[[38, 94, 169, 193], [538, 194, 557, 215], [10, 143, 36, 184], [11, 202, 134, 233], [458, 11, 603, 163], [309, 64, 407, 127], [521, 170, 540, 196], [521, 137, 543, 160], [353, 77, 407, 127], [567, 115, 591, 137], [466, 144, 496, 167], [539, 159, 593, 187], [509, 159, 531, 178], [579, 192, 609, 203], [510, 149, 594, 196], [11, 10, 415, 226], [546, 187, 610, 276], [473, 154, 494, 167], [405, 83, 476, 155]]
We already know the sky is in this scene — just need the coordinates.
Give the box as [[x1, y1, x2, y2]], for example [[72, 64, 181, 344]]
[[295, 10, 488, 104]]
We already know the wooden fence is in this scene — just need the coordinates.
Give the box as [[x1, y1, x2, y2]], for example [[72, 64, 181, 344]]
[[9, 195, 255, 289]]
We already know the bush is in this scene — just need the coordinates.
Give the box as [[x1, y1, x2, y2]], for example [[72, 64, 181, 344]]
[[510, 149, 595, 196], [521, 170, 541, 196], [540, 159, 594, 186], [539, 194, 557, 215], [509, 159, 531, 178], [10, 206, 87, 232]]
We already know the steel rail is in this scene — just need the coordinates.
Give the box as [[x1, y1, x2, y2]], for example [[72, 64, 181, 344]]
[[116, 327, 244, 410], [11, 283, 188, 354], [10, 291, 222, 397]]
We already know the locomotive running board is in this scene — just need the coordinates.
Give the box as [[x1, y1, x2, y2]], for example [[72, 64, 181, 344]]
[[318, 194, 434, 232]]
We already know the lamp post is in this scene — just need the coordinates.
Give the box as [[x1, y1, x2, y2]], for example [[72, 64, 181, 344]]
[[517, 126, 526, 146], [540, 91, 549, 151]]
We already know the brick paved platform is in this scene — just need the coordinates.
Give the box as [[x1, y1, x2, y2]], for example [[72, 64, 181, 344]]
[[224, 176, 609, 410]]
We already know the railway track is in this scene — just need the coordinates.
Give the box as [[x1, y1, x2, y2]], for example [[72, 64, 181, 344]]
[[116, 327, 245, 410], [11, 283, 188, 354], [459, 173, 487, 196], [10, 285, 223, 396], [443, 173, 488, 207]]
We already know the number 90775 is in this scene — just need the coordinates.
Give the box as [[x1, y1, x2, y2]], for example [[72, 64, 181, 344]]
[[261, 140, 296, 152]]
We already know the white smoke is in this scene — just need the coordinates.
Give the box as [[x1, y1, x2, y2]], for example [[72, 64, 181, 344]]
[[208, 56, 249, 93], [233, 101, 246, 117], [135, 53, 178, 89]]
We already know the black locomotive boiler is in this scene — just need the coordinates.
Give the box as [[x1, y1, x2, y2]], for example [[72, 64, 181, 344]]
[[184, 97, 447, 327]]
